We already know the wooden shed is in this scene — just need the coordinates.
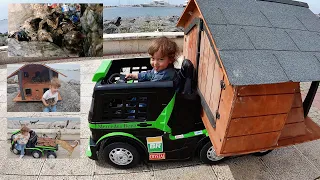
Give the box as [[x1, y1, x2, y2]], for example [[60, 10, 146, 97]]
[[177, 0, 320, 156], [7, 64, 66, 102]]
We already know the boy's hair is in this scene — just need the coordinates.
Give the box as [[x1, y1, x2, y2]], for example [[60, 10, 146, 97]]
[[148, 36, 179, 62], [50, 77, 61, 88], [20, 126, 30, 133]]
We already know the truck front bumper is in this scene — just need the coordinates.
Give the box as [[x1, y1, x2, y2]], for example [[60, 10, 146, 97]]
[[86, 136, 98, 160]]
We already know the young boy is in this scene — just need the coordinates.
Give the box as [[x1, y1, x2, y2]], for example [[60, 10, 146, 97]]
[[13, 126, 30, 159], [42, 77, 61, 112], [126, 36, 179, 86]]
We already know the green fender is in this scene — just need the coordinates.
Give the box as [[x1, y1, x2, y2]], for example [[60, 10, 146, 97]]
[[97, 132, 147, 153]]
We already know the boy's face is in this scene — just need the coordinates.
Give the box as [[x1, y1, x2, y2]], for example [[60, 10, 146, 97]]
[[150, 50, 172, 72], [50, 85, 59, 93]]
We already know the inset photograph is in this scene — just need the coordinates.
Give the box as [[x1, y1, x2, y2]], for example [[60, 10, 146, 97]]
[[8, 3, 103, 57], [7, 63, 80, 112], [104, 1, 184, 34], [7, 117, 80, 159]]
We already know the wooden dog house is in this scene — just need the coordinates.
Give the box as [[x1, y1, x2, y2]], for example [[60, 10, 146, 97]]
[[7, 64, 66, 102], [177, 0, 320, 156]]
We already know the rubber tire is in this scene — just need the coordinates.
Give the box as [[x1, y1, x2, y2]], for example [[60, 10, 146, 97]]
[[32, 150, 42, 159], [47, 151, 57, 159], [200, 141, 224, 164], [99, 142, 140, 169], [12, 146, 20, 155], [252, 150, 273, 156]]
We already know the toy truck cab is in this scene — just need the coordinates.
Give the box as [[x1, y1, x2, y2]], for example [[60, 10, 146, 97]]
[[86, 57, 222, 168]]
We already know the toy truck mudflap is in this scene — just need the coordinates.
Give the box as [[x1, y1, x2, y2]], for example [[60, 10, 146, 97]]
[[86, 136, 98, 160]]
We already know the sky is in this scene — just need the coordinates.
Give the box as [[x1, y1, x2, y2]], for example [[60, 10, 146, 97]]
[[0, 0, 319, 20]]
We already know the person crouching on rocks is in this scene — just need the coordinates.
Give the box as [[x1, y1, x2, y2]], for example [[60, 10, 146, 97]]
[[13, 126, 30, 159], [42, 78, 61, 112]]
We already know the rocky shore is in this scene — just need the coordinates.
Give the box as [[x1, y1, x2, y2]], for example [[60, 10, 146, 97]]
[[103, 16, 183, 34], [0, 33, 8, 46]]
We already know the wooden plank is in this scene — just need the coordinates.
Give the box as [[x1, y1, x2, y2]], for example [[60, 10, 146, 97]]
[[222, 131, 281, 154], [219, 117, 320, 157], [294, 83, 301, 93], [231, 94, 294, 118], [201, 108, 224, 155], [198, 30, 206, 94], [292, 93, 302, 108], [197, 31, 205, 91], [286, 107, 304, 124], [236, 82, 298, 96], [279, 122, 306, 140], [204, 38, 214, 104], [18, 70, 25, 100], [199, 35, 210, 98], [277, 116, 320, 147], [217, 82, 237, 153], [179, 1, 198, 28], [227, 114, 287, 137], [184, 27, 198, 67], [201, 81, 236, 155], [208, 55, 222, 116]]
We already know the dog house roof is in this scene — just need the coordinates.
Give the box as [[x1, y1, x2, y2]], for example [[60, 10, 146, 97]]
[[7, 64, 67, 79], [178, 0, 320, 85]]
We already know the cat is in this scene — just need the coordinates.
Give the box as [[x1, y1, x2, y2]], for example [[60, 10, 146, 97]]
[[46, 98, 55, 106], [30, 119, 39, 125], [55, 139, 79, 157], [54, 130, 79, 156]]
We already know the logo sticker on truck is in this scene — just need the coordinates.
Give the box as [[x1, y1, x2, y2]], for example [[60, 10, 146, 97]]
[[146, 136, 163, 152], [149, 153, 166, 160]]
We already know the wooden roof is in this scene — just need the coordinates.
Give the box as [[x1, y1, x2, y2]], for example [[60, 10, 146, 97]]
[[178, 0, 320, 85], [7, 64, 67, 79]]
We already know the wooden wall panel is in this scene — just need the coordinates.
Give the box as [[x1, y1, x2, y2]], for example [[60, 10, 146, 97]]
[[227, 114, 287, 137], [277, 116, 320, 147], [201, 108, 224, 154], [237, 82, 298, 96], [202, 83, 236, 155], [184, 27, 198, 67], [286, 107, 304, 124], [197, 31, 205, 93], [216, 83, 236, 153], [292, 93, 303, 108], [223, 132, 281, 154], [209, 61, 223, 116], [279, 122, 306, 140], [183, 8, 200, 69], [204, 45, 214, 103], [231, 94, 294, 118]]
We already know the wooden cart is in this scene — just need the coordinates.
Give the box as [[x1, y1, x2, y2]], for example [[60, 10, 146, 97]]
[[7, 64, 66, 102], [177, 0, 320, 156]]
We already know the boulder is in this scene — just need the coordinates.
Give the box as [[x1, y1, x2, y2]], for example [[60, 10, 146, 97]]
[[8, 38, 69, 57]]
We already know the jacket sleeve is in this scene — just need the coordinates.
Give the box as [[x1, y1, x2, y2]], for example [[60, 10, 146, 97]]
[[138, 70, 153, 82]]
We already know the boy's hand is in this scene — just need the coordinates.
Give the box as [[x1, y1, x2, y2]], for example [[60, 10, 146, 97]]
[[125, 73, 138, 79]]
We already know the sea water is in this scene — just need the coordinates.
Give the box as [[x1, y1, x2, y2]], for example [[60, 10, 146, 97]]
[[103, 7, 184, 20]]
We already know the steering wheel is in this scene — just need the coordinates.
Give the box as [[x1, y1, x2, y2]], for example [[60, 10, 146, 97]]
[[107, 73, 128, 84]]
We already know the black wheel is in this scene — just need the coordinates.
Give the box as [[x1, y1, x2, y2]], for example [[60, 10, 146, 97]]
[[99, 142, 140, 169], [32, 150, 42, 158], [47, 151, 57, 159], [200, 141, 224, 164], [12, 145, 20, 155], [252, 150, 273, 156]]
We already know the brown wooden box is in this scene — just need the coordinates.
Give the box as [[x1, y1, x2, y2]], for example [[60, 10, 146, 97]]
[[177, 0, 320, 156]]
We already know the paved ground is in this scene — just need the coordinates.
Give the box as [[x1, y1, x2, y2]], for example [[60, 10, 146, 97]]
[[0, 58, 320, 180]]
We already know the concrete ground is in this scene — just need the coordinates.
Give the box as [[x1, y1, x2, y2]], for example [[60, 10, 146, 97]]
[[0, 57, 320, 180]]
